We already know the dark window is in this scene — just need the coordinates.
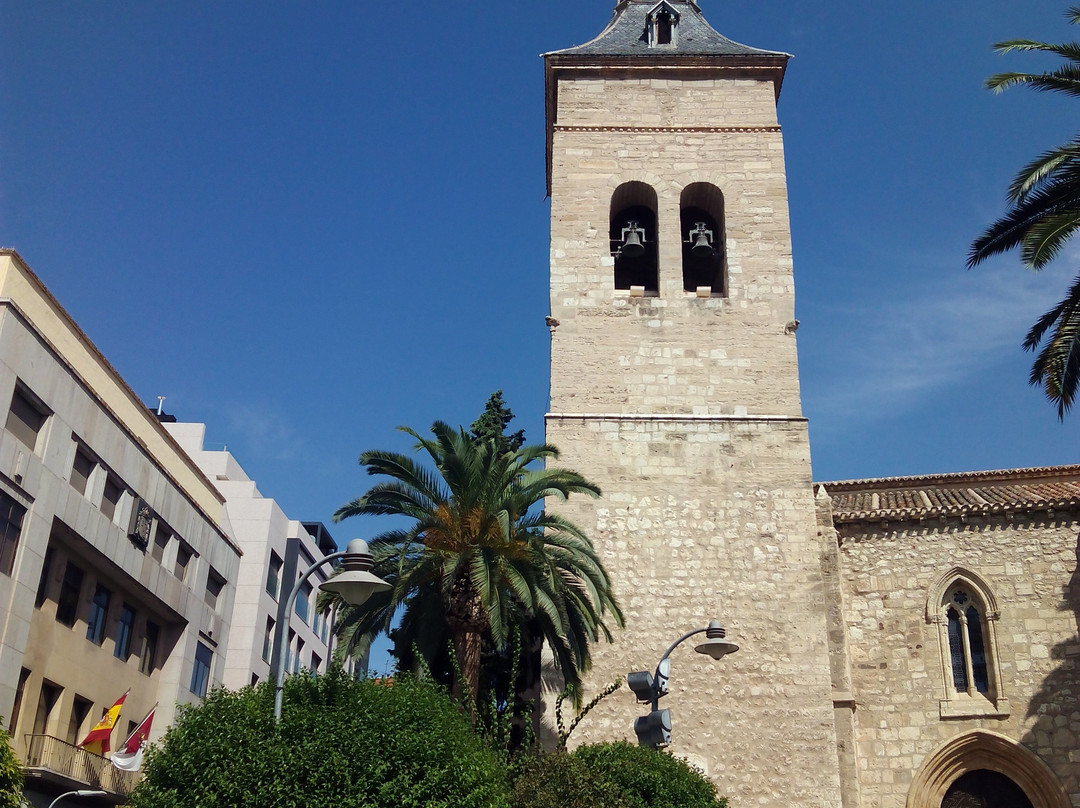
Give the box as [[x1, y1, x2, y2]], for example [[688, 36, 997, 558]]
[[67, 695, 93, 745], [101, 477, 123, 521], [680, 183, 726, 295], [610, 182, 659, 293], [0, 489, 26, 576], [174, 543, 193, 581], [967, 605, 990, 693], [33, 681, 61, 736], [311, 652, 322, 673], [294, 638, 304, 673], [296, 581, 311, 624], [35, 547, 53, 607], [190, 641, 212, 698], [115, 603, 135, 659], [947, 608, 967, 691], [266, 551, 282, 600], [9, 668, 30, 734], [6, 385, 47, 451], [205, 568, 225, 610], [656, 10, 672, 44], [262, 617, 274, 663], [70, 449, 94, 495], [251, 673, 259, 687], [140, 621, 160, 675], [86, 583, 111, 645], [151, 524, 170, 562], [56, 561, 84, 627]]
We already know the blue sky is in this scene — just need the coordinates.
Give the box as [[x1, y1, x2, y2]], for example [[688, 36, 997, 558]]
[[2, 1, 1077, 538]]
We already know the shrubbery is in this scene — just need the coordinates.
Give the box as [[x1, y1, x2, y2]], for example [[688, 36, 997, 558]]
[[511, 742, 726, 808], [0, 721, 22, 808], [130, 671, 509, 808]]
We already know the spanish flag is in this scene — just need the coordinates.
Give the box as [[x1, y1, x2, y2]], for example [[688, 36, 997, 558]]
[[78, 690, 127, 756]]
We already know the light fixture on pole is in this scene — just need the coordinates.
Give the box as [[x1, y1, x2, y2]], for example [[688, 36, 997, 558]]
[[273, 538, 390, 722], [627, 619, 738, 748]]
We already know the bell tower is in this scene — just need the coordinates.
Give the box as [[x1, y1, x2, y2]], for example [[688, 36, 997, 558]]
[[544, 3, 846, 806]]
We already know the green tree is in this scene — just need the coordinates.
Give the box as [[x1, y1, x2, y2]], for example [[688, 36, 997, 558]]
[[470, 390, 525, 455], [969, 5, 1080, 417], [0, 721, 22, 808], [131, 672, 509, 808], [332, 417, 623, 710]]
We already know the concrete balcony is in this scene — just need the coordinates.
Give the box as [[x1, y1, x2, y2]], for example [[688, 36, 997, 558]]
[[23, 734, 137, 802]]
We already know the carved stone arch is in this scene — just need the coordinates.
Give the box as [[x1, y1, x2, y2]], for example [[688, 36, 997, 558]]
[[906, 730, 1070, 808], [926, 567, 1000, 623], [610, 181, 660, 294], [606, 171, 671, 197]]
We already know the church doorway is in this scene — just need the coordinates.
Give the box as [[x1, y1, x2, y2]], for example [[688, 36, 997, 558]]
[[941, 770, 1034, 808]]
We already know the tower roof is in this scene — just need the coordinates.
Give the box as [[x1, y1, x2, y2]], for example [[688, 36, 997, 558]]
[[544, 0, 790, 60]]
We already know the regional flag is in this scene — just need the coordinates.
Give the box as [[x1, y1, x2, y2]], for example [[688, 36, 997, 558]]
[[111, 704, 155, 771], [78, 690, 128, 756]]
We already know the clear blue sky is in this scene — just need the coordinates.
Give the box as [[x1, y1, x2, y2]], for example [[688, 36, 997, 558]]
[[2, 3, 1076, 538]]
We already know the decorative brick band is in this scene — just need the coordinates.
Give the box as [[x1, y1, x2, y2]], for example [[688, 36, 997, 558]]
[[546, 412, 806, 423], [553, 125, 782, 134]]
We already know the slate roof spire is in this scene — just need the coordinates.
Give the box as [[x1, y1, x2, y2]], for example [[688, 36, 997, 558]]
[[545, 0, 790, 59]]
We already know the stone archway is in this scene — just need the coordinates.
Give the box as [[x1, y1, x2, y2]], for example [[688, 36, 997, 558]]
[[907, 730, 1069, 808]]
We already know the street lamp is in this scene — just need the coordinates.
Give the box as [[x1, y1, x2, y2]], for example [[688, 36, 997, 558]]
[[48, 791, 107, 808], [626, 619, 738, 748], [273, 538, 390, 722]]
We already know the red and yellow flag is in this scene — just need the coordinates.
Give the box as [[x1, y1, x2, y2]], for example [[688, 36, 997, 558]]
[[78, 690, 128, 756]]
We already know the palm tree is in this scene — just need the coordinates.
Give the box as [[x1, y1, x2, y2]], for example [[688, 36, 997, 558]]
[[969, 5, 1080, 417], [331, 420, 623, 710]]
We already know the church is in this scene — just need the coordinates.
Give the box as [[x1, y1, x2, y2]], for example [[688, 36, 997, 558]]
[[541, 3, 1080, 807]]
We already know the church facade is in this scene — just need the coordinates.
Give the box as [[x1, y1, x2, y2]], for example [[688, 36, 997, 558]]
[[542, 4, 1080, 807]]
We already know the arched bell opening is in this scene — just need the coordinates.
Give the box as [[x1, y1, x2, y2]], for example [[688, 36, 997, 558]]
[[610, 182, 659, 295], [680, 183, 725, 296]]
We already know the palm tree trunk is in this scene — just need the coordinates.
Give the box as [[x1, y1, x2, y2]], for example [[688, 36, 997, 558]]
[[453, 628, 483, 716]]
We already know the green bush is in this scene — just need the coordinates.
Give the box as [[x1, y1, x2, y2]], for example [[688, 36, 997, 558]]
[[573, 742, 726, 808], [512, 742, 726, 808], [131, 671, 509, 808], [0, 721, 22, 808]]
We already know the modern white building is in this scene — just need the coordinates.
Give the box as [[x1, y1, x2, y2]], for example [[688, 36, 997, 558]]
[[162, 422, 335, 690], [0, 249, 242, 806]]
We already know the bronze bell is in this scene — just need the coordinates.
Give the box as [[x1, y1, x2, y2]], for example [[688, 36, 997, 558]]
[[620, 221, 646, 258], [688, 222, 714, 258]]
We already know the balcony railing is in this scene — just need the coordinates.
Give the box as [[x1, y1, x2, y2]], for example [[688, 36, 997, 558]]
[[23, 734, 139, 796]]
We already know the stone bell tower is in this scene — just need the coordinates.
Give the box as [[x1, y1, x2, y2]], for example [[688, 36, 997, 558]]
[[544, 3, 846, 805]]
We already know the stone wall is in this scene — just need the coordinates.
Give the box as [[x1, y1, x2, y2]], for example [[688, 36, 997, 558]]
[[833, 512, 1080, 808]]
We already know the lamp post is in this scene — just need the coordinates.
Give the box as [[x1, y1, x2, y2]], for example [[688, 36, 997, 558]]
[[47, 791, 107, 808], [627, 619, 739, 748], [273, 538, 390, 722]]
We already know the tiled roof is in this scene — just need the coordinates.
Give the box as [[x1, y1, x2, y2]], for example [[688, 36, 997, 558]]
[[818, 466, 1080, 524], [544, 0, 790, 59]]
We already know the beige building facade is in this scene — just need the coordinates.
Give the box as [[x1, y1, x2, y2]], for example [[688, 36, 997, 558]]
[[0, 249, 242, 806], [544, 3, 1080, 808]]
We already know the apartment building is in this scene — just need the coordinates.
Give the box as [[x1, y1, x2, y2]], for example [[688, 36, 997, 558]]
[[162, 422, 335, 690], [0, 249, 242, 805]]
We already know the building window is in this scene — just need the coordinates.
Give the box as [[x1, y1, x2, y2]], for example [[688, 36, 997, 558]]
[[680, 182, 726, 295], [205, 568, 225, 610], [35, 547, 54, 607], [266, 551, 282, 600], [151, 523, 171, 563], [0, 489, 26, 577], [263, 617, 274, 663], [56, 561, 85, 627], [190, 641, 213, 698], [296, 581, 312, 625], [294, 638, 305, 673], [9, 669, 30, 734], [174, 542, 193, 581], [928, 568, 1008, 717], [32, 681, 61, 736], [100, 477, 123, 522], [6, 384, 49, 452], [70, 448, 95, 495], [115, 603, 136, 659], [67, 695, 93, 745], [86, 583, 111, 645], [610, 182, 659, 294], [311, 652, 322, 674], [140, 621, 160, 675]]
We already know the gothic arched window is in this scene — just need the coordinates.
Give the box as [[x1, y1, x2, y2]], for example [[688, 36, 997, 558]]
[[647, 2, 679, 48], [680, 183, 725, 296], [926, 568, 1009, 718], [610, 182, 659, 295]]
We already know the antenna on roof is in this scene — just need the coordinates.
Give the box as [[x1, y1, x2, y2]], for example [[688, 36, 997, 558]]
[[156, 396, 166, 416]]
